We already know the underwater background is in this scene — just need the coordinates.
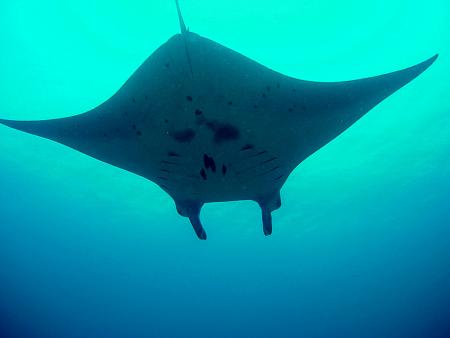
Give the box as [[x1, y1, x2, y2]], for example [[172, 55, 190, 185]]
[[0, 0, 449, 337]]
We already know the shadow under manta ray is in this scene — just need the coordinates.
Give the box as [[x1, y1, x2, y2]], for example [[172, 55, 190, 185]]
[[0, 1, 438, 239]]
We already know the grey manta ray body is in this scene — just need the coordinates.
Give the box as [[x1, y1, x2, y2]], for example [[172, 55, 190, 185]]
[[0, 1, 437, 239]]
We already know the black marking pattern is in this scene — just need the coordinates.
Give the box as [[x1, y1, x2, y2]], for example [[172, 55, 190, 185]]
[[171, 128, 196, 143], [205, 121, 240, 144], [241, 144, 254, 151], [222, 165, 227, 175], [200, 168, 207, 180], [203, 154, 216, 172]]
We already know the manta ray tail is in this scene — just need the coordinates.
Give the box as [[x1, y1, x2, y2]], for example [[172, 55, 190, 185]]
[[175, 0, 187, 34], [175, 0, 194, 76]]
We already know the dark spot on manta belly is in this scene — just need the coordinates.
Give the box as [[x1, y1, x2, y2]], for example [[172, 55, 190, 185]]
[[187, 96, 193, 102], [200, 168, 207, 180], [203, 154, 216, 172], [195, 109, 203, 116], [222, 165, 227, 175], [214, 125, 239, 143], [168, 151, 180, 157], [171, 128, 196, 143], [206, 121, 240, 144], [241, 144, 254, 151]]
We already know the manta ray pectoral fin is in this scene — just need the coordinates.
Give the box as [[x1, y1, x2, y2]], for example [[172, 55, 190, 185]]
[[175, 200, 207, 240], [0, 111, 139, 176], [0, 118, 63, 139], [320, 54, 439, 114], [298, 54, 439, 156], [0, 108, 103, 145]]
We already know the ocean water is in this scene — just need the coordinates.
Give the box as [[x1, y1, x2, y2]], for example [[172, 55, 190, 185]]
[[0, 1, 449, 337]]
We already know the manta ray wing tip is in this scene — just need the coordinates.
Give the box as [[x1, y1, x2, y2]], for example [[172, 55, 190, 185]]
[[0, 118, 29, 132], [424, 53, 439, 67], [415, 53, 439, 73]]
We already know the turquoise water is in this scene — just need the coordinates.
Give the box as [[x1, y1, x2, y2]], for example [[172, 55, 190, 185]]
[[1, 1, 449, 337]]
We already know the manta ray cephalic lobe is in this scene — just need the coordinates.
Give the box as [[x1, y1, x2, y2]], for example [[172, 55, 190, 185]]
[[0, 1, 438, 239]]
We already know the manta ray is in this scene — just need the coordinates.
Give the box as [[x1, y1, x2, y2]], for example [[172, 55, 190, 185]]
[[0, 1, 437, 239]]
